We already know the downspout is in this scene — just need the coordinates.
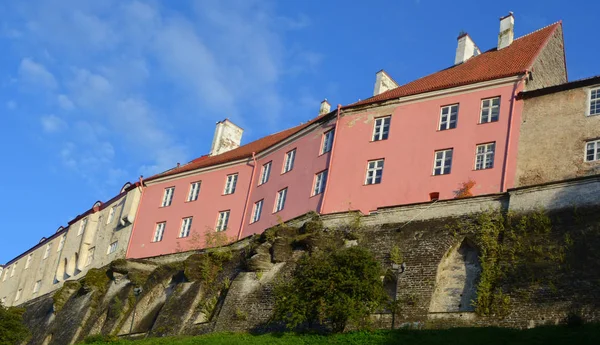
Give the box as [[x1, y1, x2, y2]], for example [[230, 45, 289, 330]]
[[319, 104, 342, 214], [124, 177, 146, 259], [500, 74, 526, 192], [238, 152, 258, 240]]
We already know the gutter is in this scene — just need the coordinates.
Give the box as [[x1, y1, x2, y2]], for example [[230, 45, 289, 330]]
[[500, 75, 525, 192], [237, 152, 258, 240], [319, 104, 342, 214]]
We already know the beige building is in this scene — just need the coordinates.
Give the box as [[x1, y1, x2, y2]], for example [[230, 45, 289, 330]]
[[0, 183, 141, 307], [515, 76, 600, 187]]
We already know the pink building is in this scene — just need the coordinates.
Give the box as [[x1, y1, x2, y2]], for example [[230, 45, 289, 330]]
[[127, 15, 568, 259]]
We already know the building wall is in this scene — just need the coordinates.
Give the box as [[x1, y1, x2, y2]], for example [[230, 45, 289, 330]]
[[322, 82, 524, 215], [127, 164, 254, 258], [515, 87, 600, 187], [524, 27, 567, 91], [242, 119, 334, 237]]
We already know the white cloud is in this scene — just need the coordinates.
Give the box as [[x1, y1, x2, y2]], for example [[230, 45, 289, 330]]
[[57, 94, 74, 110], [40, 115, 68, 133], [18, 58, 57, 89]]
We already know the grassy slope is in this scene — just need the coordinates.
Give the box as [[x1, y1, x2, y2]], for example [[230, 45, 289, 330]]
[[82, 325, 600, 345]]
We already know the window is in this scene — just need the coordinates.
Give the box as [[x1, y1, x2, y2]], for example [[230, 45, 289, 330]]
[[25, 254, 32, 269], [161, 187, 175, 207], [433, 149, 453, 175], [313, 170, 328, 195], [274, 188, 288, 213], [77, 218, 88, 236], [585, 139, 600, 162], [85, 247, 95, 266], [107, 241, 118, 254], [480, 97, 500, 123], [187, 182, 201, 202], [15, 289, 22, 301], [372, 116, 391, 141], [224, 174, 238, 195], [283, 149, 296, 173], [179, 217, 193, 238], [10, 263, 17, 277], [475, 143, 495, 170], [43, 244, 51, 260], [439, 104, 459, 130], [590, 87, 600, 116], [365, 159, 384, 185], [106, 206, 116, 224], [33, 280, 41, 294], [259, 162, 271, 185], [251, 200, 263, 223], [216, 211, 230, 232], [322, 130, 335, 154], [153, 222, 166, 242], [58, 235, 66, 251]]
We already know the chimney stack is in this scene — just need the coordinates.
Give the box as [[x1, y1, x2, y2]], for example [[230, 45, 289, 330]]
[[498, 12, 514, 50], [455, 33, 480, 65], [209, 119, 243, 156], [373, 70, 399, 96], [319, 99, 331, 115]]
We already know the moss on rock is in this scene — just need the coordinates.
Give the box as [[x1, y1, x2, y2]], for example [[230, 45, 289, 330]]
[[52, 280, 82, 313]]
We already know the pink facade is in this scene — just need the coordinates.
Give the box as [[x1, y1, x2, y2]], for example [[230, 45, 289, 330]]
[[323, 82, 524, 215], [127, 120, 335, 259]]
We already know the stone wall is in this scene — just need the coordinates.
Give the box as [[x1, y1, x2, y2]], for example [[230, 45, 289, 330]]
[[524, 26, 567, 91]]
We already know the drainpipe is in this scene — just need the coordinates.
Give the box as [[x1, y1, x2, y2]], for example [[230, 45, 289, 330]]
[[237, 152, 258, 240], [125, 177, 145, 259], [500, 74, 526, 192], [319, 104, 342, 214]]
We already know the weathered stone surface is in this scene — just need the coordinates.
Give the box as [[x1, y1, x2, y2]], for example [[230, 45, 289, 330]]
[[271, 238, 292, 263], [247, 253, 274, 272]]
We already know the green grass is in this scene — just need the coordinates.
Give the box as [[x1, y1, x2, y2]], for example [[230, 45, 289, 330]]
[[81, 325, 600, 345]]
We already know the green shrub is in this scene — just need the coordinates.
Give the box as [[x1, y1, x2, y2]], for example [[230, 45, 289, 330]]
[[83, 334, 119, 343], [273, 246, 386, 332], [0, 305, 29, 345], [53, 280, 82, 313]]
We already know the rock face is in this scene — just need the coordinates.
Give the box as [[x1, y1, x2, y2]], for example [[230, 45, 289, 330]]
[[18, 207, 600, 344]]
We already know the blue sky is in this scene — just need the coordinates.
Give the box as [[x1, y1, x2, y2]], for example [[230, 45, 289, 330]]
[[0, 0, 596, 263]]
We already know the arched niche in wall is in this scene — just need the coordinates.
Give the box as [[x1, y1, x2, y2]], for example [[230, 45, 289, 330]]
[[56, 258, 68, 281], [120, 182, 132, 194], [429, 238, 481, 313], [66, 253, 79, 277]]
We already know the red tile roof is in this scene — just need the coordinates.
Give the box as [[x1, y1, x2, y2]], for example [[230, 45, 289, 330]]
[[348, 22, 561, 107], [145, 113, 330, 182]]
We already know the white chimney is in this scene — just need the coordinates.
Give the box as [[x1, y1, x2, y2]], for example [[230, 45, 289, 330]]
[[498, 12, 515, 50], [455, 33, 480, 65], [209, 119, 243, 156], [319, 99, 331, 115], [373, 70, 399, 96]]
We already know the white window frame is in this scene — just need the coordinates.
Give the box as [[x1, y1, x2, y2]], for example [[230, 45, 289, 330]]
[[33, 280, 41, 294], [585, 139, 600, 162], [313, 170, 328, 195], [153, 222, 166, 242], [274, 188, 288, 213], [58, 234, 66, 251], [107, 241, 118, 254], [259, 162, 272, 185], [85, 247, 95, 267], [224, 174, 238, 195], [179, 217, 193, 238], [480, 97, 500, 123], [282, 149, 296, 173], [588, 87, 600, 116], [216, 211, 230, 232], [161, 187, 175, 207], [439, 104, 459, 130], [77, 218, 88, 236], [365, 159, 384, 185], [321, 130, 335, 154], [187, 181, 201, 202], [372, 116, 391, 141], [475, 143, 496, 170], [43, 244, 51, 259], [251, 200, 263, 224], [433, 149, 453, 175], [106, 206, 116, 224], [25, 254, 32, 269]]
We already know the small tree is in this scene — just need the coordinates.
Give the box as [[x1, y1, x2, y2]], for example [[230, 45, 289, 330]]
[[0, 305, 29, 345], [454, 179, 476, 198], [273, 246, 386, 332]]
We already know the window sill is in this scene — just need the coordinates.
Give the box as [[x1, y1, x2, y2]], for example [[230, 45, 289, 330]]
[[272, 209, 284, 215], [184, 199, 198, 203], [159, 205, 172, 208], [281, 170, 293, 175], [363, 182, 382, 186], [222, 192, 235, 196], [318, 150, 331, 157], [310, 192, 324, 198], [369, 139, 389, 143], [431, 173, 451, 177], [473, 167, 494, 171], [477, 120, 499, 125], [436, 128, 457, 132]]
